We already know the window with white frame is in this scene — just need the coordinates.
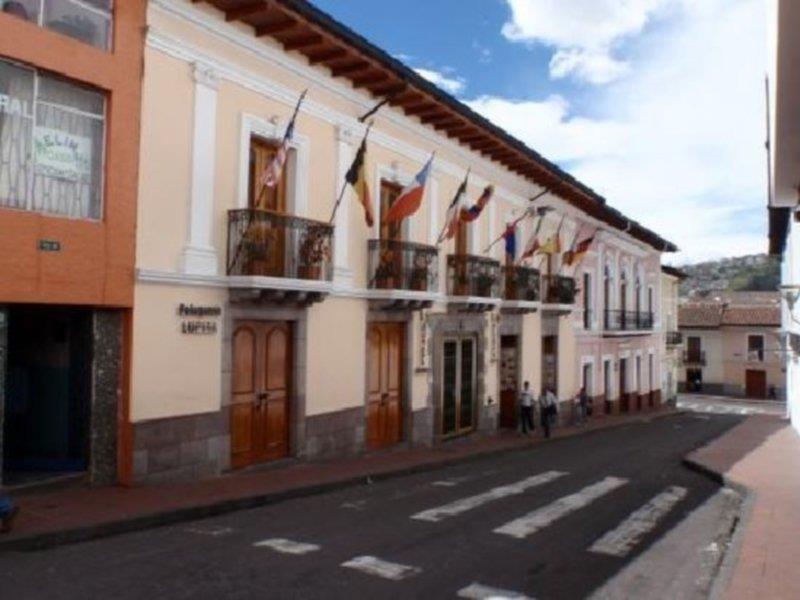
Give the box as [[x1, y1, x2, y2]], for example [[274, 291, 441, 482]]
[[1, 0, 113, 50], [0, 59, 106, 219]]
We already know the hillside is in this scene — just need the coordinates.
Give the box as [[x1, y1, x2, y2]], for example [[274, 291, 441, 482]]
[[677, 254, 780, 297]]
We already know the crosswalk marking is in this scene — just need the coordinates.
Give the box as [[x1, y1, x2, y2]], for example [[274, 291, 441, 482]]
[[589, 485, 688, 557], [341, 555, 421, 580], [412, 471, 567, 523], [457, 582, 534, 599], [252, 538, 320, 555], [494, 476, 628, 539]]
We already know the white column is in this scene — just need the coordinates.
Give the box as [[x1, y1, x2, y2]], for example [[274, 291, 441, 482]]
[[428, 173, 439, 246], [181, 62, 219, 276], [334, 124, 353, 285]]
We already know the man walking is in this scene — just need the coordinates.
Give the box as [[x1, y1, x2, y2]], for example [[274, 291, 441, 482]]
[[519, 380, 535, 435], [575, 386, 589, 425], [540, 387, 557, 439]]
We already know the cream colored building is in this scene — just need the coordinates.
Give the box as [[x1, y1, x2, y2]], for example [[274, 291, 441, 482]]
[[660, 266, 685, 404], [130, 0, 676, 482]]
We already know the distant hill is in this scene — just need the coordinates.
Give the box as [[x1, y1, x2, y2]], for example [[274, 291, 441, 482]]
[[677, 254, 780, 297]]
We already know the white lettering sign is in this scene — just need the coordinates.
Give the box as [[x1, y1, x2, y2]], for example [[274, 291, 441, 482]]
[[33, 126, 92, 182], [0, 93, 33, 119]]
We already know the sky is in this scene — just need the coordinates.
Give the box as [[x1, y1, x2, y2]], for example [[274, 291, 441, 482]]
[[311, 0, 768, 266]]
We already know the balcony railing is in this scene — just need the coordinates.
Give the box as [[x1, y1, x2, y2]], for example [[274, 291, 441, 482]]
[[502, 265, 540, 301], [666, 331, 683, 346], [683, 350, 706, 365], [542, 275, 577, 304], [367, 239, 438, 292], [227, 209, 334, 281], [447, 254, 501, 298], [604, 310, 655, 331]]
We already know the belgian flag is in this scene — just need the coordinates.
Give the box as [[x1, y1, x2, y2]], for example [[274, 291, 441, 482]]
[[345, 135, 374, 227]]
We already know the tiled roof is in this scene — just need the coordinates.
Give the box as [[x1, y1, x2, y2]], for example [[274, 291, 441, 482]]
[[679, 302, 781, 328]]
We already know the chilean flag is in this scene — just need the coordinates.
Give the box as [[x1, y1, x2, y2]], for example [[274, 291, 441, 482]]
[[383, 154, 434, 223]]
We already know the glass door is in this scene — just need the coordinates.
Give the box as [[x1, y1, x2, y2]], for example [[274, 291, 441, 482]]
[[441, 336, 477, 437]]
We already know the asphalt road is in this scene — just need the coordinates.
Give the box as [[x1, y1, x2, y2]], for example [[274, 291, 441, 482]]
[[0, 413, 743, 600]]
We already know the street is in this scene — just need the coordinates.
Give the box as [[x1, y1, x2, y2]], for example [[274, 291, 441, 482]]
[[677, 394, 786, 417], [0, 413, 743, 600]]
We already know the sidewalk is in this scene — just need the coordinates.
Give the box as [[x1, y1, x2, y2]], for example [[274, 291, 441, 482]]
[[1, 409, 675, 551], [684, 415, 800, 600]]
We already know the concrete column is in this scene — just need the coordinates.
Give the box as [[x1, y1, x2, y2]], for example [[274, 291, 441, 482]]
[[90, 310, 122, 486]]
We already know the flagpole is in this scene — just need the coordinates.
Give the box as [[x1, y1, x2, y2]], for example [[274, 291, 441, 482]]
[[435, 166, 470, 246], [328, 121, 374, 224], [557, 224, 583, 275], [482, 188, 549, 254]]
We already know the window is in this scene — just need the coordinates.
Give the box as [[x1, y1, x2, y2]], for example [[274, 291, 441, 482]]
[[582, 272, 592, 329], [747, 335, 764, 362], [1, 0, 113, 50], [0, 59, 105, 219]]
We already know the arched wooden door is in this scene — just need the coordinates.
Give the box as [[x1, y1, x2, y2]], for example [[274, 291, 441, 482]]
[[231, 321, 291, 468], [366, 322, 404, 450]]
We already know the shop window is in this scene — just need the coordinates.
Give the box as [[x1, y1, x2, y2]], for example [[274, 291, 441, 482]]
[[1, 0, 113, 50], [0, 58, 105, 219]]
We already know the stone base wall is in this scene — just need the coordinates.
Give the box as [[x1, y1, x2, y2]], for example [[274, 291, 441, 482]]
[[133, 411, 229, 484], [412, 407, 434, 446], [305, 406, 363, 459]]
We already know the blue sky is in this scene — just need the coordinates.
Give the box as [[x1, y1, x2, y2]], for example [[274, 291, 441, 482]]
[[313, 0, 768, 265]]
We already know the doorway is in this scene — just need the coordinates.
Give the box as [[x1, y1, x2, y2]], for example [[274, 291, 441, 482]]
[[542, 335, 558, 395], [686, 368, 702, 392], [499, 335, 519, 428], [230, 320, 292, 468], [745, 369, 767, 399], [3, 306, 92, 484], [366, 322, 404, 450], [619, 358, 628, 412], [603, 359, 612, 414], [441, 336, 476, 437]]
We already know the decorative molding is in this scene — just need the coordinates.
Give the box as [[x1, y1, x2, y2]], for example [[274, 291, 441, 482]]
[[192, 60, 219, 89]]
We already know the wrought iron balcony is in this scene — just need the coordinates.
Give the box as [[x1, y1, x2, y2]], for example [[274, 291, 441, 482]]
[[666, 331, 683, 346], [683, 350, 706, 366], [447, 254, 501, 298], [604, 310, 655, 331], [541, 275, 577, 304], [367, 239, 438, 292], [502, 265, 540, 301], [227, 209, 334, 281]]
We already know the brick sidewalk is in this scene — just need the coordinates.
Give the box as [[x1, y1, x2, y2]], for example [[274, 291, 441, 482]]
[[0, 409, 674, 551], [685, 415, 800, 600]]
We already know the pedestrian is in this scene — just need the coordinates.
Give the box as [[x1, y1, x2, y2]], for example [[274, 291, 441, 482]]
[[519, 380, 535, 435], [0, 492, 19, 534], [574, 387, 588, 425], [540, 387, 557, 439]]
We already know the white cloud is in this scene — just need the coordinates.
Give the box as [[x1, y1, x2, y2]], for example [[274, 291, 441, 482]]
[[502, 0, 669, 84], [414, 67, 466, 95], [471, 0, 766, 263]]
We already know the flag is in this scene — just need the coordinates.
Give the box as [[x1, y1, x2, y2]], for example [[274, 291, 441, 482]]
[[440, 171, 469, 242], [383, 154, 434, 223], [564, 234, 594, 266], [520, 235, 539, 261], [345, 135, 374, 227], [459, 184, 494, 223], [538, 234, 561, 255], [260, 90, 306, 192], [502, 223, 516, 261]]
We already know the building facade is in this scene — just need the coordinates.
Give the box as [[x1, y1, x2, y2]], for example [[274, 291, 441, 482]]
[[0, 1, 147, 486], [660, 266, 685, 404], [129, 0, 675, 483], [678, 296, 783, 399], [767, 0, 800, 432]]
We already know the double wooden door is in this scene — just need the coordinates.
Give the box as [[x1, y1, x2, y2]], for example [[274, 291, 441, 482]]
[[442, 336, 476, 437], [231, 321, 291, 468], [367, 322, 404, 450]]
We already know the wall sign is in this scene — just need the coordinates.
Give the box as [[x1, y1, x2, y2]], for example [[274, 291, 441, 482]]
[[417, 311, 430, 371], [38, 239, 61, 252], [33, 126, 92, 182], [178, 303, 221, 335]]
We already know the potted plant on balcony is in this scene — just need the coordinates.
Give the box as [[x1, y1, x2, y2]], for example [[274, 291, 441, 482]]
[[298, 224, 330, 280], [238, 219, 274, 275], [476, 271, 496, 297], [410, 250, 431, 292]]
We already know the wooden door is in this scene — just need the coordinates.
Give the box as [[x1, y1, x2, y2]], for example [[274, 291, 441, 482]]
[[745, 370, 767, 399], [619, 358, 628, 412], [248, 138, 287, 277], [366, 322, 404, 450], [231, 321, 291, 469], [499, 336, 519, 428]]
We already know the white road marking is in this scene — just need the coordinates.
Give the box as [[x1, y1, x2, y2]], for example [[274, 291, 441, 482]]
[[494, 476, 628, 539], [253, 538, 320, 555], [457, 582, 534, 599], [411, 471, 567, 523], [341, 555, 421, 580], [340, 499, 369, 510], [589, 485, 688, 557]]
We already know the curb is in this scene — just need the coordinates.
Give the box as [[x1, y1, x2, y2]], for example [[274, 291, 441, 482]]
[[0, 409, 682, 552]]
